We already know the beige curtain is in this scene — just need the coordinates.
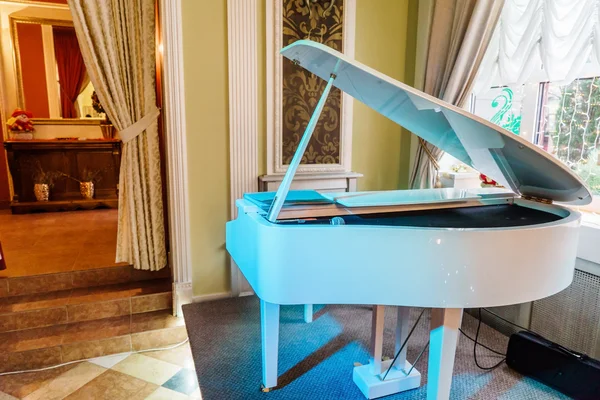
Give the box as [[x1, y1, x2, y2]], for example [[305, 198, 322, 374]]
[[68, 0, 167, 271], [409, 0, 504, 189]]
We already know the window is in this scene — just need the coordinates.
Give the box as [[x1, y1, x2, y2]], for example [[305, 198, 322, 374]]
[[467, 67, 600, 213], [536, 78, 600, 197]]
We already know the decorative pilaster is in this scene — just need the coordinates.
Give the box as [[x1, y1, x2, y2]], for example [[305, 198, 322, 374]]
[[160, 0, 193, 316], [227, 0, 259, 295]]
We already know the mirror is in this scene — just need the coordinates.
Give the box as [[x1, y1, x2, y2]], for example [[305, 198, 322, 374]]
[[10, 16, 103, 125]]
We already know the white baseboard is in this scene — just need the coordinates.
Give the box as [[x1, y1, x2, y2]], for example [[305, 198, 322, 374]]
[[192, 291, 232, 303]]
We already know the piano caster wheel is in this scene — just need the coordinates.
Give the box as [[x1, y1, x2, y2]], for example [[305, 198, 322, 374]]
[[261, 384, 273, 393]]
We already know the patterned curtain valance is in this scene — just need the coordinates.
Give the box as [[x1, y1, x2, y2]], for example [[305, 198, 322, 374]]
[[475, 0, 600, 91]]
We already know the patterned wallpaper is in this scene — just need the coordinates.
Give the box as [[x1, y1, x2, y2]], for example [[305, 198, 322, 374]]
[[281, 0, 344, 165]]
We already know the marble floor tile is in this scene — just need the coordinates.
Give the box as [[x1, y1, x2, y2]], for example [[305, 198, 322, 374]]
[[64, 370, 158, 400], [0, 325, 66, 352], [88, 352, 132, 369], [131, 310, 184, 333], [61, 335, 132, 362], [143, 342, 195, 369], [0, 364, 77, 398], [7, 273, 73, 296], [162, 368, 199, 395], [66, 298, 131, 322], [144, 386, 189, 400], [188, 387, 202, 399], [131, 292, 172, 314], [112, 353, 181, 385], [0, 392, 18, 400], [0, 290, 73, 313], [23, 362, 106, 400], [61, 315, 131, 344]]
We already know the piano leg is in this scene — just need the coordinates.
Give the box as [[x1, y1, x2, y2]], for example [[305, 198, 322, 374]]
[[353, 306, 421, 399], [260, 300, 280, 392], [369, 305, 385, 375], [392, 306, 411, 372], [304, 304, 313, 323], [427, 308, 463, 400]]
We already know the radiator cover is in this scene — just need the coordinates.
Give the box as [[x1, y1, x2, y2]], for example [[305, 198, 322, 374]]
[[531, 267, 600, 359]]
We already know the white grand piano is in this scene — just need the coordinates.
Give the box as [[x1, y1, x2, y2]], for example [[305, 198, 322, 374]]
[[226, 40, 592, 399]]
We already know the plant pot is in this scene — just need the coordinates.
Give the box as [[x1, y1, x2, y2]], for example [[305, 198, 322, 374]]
[[80, 182, 95, 199], [100, 124, 115, 140], [34, 183, 49, 201]]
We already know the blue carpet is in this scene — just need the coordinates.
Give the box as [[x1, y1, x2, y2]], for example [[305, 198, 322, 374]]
[[182, 296, 571, 399]]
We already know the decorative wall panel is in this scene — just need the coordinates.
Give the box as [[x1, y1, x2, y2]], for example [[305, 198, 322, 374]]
[[267, 0, 355, 174], [281, 0, 343, 165]]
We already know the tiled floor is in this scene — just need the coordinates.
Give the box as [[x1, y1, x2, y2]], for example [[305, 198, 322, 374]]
[[0, 209, 126, 278], [0, 340, 200, 399]]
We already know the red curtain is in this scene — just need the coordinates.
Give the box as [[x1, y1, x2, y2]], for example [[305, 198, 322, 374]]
[[53, 26, 87, 118]]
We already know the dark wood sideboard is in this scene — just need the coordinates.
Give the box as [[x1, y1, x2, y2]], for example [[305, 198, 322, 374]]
[[3, 139, 121, 214]]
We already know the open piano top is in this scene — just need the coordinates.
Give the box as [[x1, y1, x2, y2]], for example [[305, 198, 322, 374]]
[[259, 40, 592, 225]]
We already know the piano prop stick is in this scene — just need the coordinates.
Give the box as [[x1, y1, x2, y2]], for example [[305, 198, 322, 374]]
[[226, 39, 592, 399]]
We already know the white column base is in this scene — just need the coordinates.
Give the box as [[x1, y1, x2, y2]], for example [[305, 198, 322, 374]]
[[172, 282, 193, 317], [353, 359, 421, 399]]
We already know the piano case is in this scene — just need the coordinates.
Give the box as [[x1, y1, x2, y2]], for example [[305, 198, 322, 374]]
[[506, 331, 600, 399]]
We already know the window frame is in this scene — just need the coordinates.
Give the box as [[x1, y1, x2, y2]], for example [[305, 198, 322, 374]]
[[468, 65, 600, 214]]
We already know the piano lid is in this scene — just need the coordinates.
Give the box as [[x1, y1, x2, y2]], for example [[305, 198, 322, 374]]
[[279, 40, 593, 206]]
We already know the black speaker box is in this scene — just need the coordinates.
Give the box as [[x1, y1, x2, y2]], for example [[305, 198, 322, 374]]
[[506, 331, 600, 400]]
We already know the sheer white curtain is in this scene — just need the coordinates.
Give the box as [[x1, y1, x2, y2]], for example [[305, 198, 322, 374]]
[[475, 0, 600, 92]]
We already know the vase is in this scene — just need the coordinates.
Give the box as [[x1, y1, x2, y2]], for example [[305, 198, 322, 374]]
[[34, 183, 49, 201], [80, 182, 95, 199], [100, 124, 115, 140]]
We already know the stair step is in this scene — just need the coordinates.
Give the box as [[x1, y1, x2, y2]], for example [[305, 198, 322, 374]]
[[0, 279, 172, 333], [0, 265, 171, 297], [0, 310, 187, 373]]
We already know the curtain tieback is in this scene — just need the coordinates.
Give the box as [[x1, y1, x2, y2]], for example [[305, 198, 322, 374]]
[[120, 107, 161, 143], [418, 138, 440, 170]]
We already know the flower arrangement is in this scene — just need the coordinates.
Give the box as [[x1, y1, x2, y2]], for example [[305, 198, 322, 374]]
[[6, 108, 34, 132], [22, 158, 63, 187], [479, 173, 503, 188], [61, 166, 110, 184]]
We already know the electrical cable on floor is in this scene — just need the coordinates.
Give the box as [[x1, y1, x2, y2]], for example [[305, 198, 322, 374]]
[[0, 338, 190, 377], [472, 308, 506, 370], [481, 308, 533, 333], [458, 328, 505, 356]]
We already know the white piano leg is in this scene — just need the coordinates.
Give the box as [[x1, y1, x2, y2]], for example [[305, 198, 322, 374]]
[[304, 304, 313, 323], [353, 305, 421, 399], [260, 300, 280, 392], [392, 306, 411, 372], [369, 305, 385, 375], [427, 308, 463, 400]]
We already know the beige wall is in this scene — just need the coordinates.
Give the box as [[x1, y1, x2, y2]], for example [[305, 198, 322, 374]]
[[182, 0, 419, 297], [352, 0, 417, 191], [181, 0, 231, 296]]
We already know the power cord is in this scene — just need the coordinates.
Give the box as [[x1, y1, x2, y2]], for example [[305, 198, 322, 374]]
[[0, 338, 190, 377], [473, 308, 506, 370], [457, 308, 509, 371]]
